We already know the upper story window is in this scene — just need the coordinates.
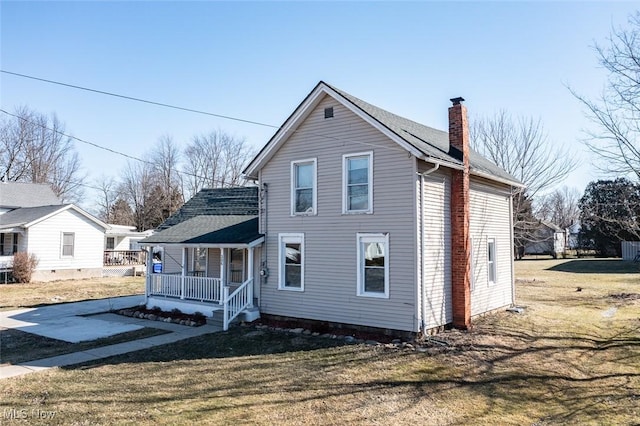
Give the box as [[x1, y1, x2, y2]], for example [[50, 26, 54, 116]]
[[291, 158, 317, 215], [62, 232, 75, 257], [278, 233, 304, 291], [357, 233, 389, 298], [343, 152, 373, 214], [487, 238, 497, 284]]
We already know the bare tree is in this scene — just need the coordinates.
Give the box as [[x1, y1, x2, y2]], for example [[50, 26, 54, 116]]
[[95, 175, 119, 223], [0, 106, 84, 202], [150, 135, 183, 218], [537, 186, 581, 229], [571, 13, 640, 180], [183, 129, 254, 198], [471, 111, 578, 256], [119, 161, 156, 231]]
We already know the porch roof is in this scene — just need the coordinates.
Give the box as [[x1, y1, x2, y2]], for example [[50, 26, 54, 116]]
[[140, 215, 262, 246]]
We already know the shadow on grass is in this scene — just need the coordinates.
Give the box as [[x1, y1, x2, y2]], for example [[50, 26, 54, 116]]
[[58, 324, 640, 425], [547, 259, 640, 274]]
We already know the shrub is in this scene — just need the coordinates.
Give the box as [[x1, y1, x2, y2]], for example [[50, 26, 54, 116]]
[[11, 252, 39, 283]]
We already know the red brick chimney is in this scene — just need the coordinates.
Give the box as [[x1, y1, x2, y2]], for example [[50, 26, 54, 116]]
[[449, 97, 471, 329]]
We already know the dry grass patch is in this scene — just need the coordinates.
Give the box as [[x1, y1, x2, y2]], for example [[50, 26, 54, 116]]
[[0, 276, 144, 311], [0, 259, 638, 424], [0, 327, 169, 365]]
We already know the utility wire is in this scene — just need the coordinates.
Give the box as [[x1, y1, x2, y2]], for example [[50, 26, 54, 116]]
[[0, 70, 279, 129], [0, 108, 244, 189]]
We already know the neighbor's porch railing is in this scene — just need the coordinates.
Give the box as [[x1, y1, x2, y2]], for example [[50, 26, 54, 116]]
[[223, 277, 253, 331], [149, 273, 223, 303], [104, 250, 146, 266]]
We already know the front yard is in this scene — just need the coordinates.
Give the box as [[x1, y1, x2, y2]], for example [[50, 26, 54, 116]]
[[0, 259, 638, 424]]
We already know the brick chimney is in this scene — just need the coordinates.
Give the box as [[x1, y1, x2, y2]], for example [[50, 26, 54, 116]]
[[449, 97, 471, 329]]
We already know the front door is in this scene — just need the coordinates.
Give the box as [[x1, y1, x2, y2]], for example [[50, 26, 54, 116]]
[[228, 248, 245, 284]]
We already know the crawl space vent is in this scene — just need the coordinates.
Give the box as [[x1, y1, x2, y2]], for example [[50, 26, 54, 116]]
[[324, 107, 334, 119]]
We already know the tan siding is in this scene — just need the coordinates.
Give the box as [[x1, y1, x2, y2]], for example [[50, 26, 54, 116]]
[[260, 95, 417, 331], [27, 209, 104, 271], [420, 171, 453, 329], [469, 179, 514, 315]]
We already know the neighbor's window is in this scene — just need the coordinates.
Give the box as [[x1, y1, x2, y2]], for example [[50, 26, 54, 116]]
[[278, 233, 304, 291], [291, 159, 317, 215], [106, 237, 115, 250], [357, 233, 389, 298], [62, 232, 75, 257], [343, 152, 373, 214], [487, 238, 497, 284]]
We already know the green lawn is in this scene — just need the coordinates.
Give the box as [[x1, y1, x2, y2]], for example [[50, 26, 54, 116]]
[[0, 259, 638, 424]]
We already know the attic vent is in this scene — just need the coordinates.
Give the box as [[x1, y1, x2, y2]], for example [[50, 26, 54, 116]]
[[324, 107, 334, 119]]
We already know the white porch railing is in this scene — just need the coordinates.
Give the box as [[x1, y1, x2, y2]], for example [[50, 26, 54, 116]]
[[223, 278, 253, 331], [149, 274, 223, 303]]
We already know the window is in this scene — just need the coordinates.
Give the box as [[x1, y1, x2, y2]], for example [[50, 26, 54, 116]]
[[278, 233, 304, 291], [487, 238, 497, 284], [11, 233, 17, 254], [357, 233, 389, 298], [62, 233, 75, 257], [291, 159, 317, 215], [343, 152, 373, 214], [106, 237, 115, 250], [192, 248, 208, 274]]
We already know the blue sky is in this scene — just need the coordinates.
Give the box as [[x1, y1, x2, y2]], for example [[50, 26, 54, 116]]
[[1, 1, 638, 209]]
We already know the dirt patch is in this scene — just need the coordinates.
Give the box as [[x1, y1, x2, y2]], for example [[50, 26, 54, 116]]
[[608, 293, 640, 301]]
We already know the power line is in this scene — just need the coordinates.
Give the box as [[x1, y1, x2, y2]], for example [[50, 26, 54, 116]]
[[0, 108, 244, 189], [0, 70, 279, 129]]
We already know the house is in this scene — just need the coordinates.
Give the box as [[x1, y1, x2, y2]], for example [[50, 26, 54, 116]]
[[0, 182, 108, 282], [524, 221, 566, 258], [142, 82, 522, 334], [103, 224, 153, 277]]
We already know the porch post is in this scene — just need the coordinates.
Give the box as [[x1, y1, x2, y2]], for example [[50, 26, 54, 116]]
[[145, 246, 153, 298], [247, 246, 254, 308], [181, 247, 187, 299], [219, 248, 226, 305]]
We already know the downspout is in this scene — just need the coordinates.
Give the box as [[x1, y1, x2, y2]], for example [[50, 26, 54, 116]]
[[417, 162, 440, 333], [509, 186, 516, 306]]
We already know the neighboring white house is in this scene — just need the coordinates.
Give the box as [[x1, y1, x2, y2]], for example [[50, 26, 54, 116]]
[[103, 225, 153, 277], [0, 182, 108, 282], [524, 221, 566, 258], [142, 82, 523, 334]]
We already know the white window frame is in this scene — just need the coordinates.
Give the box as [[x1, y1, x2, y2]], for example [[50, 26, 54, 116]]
[[356, 232, 389, 298], [290, 158, 317, 216], [342, 151, 373, 214], [62, 232, 75, 258], [278, 233, 305, 291], [487, 238, 497, 285], [192, 247, 208, 274]]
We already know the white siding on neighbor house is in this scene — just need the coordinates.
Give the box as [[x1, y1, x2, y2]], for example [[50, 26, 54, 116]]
[[26, 209, 104, 271], [417, 169, 453, 330], [469, 178, 514, 316], [259, 95, 417, 332]]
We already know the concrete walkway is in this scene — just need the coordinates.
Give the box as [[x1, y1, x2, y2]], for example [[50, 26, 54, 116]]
[[0, 298, 222, 380]]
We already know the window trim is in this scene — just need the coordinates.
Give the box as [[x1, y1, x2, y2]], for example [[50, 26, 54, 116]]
[[61, 232, 75, 258], [290, 158, 317, 216], [278, 233, 305, 292], [356, 232, 389, 298], [487, 238, 497, 285], [342, 151, 373, 214]]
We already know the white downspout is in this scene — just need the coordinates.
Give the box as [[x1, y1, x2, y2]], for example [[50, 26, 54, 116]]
[[417, 163, 440, 333]]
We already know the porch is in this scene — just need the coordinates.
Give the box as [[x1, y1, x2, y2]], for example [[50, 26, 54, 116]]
[[143, 244, 261, 331]]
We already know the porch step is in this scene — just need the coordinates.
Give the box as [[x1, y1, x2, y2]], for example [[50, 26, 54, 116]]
[[206, 307, 260, 328]]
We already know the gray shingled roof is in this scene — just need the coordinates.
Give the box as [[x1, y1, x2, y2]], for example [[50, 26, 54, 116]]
[[157, 187, 259, 231], [325, 82, 520, 185], [0, 205, 67, 228], [142, 216, 260, 245], [142, 187, 262, 245], [0, 182, 61, 208]]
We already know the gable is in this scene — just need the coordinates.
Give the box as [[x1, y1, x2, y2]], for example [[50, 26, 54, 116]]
[[244, 81, 522, 188]]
